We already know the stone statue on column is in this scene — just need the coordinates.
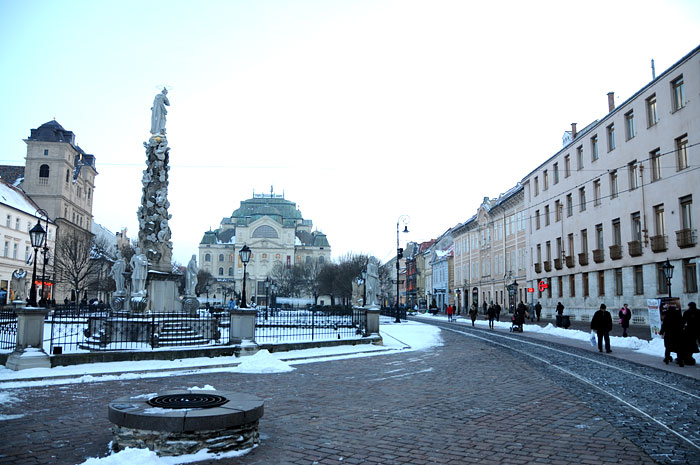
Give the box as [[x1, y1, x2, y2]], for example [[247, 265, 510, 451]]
[[150, 88, 169, 135], [365, 257, 380, 308], [130, 247, 148, 296], [186, 255, 198, 296], [110, 250, 127, 294]]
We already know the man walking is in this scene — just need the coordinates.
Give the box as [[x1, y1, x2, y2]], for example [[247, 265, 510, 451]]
[[591, 303, 613, 353]]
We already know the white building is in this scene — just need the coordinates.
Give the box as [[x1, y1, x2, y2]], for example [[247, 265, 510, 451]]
[[522, 44, 699, 321], [0, 178, 57, 303]]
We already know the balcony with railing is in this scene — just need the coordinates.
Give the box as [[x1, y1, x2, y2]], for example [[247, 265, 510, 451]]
[[592, 249, 604, 263], [578, 252, 589, 266], [534, 262, 542, 273], [609, 244, 622, 260], [650, 235, 667, 253], [554, 258, 562, 270], [628, 240, 643, 256], [676, 229, 697, 248], [565, 255, 575, 268]]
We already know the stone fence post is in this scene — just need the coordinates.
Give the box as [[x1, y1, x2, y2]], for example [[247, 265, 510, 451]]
[[365, 306, 380, 335], [229, 309, 257, 344], [6, 307, 51, 370]]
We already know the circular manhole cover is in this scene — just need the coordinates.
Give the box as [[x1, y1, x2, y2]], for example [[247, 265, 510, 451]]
[[147, 393, 229, 409]]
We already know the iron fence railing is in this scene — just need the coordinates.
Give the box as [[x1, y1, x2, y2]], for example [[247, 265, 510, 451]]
[[255, 306, 368, 343], [379, 306, 406, 321], [0, 308, 17, 351]]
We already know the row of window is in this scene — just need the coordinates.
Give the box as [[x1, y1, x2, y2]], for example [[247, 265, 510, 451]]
[[533, 135, 690, 232], [205, 252, 325, 269], [37, 164, 92, 200], [533, 74, 687, 197], [535, 194, 692, 262], [455, 249, 527, 284], [536, 260, 697, 299], [455, 212, 526, 256], [2, 241, 30, 261]]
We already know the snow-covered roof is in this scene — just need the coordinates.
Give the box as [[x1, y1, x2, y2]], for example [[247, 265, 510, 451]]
[[0, 178, 45, 219]]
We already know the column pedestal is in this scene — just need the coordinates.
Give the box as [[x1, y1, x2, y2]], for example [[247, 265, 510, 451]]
[[6, 307, 51, 370]]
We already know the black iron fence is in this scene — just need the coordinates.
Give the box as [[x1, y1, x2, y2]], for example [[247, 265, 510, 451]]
[[0, 307, 17, 351], [379, 305, 406, 321], [255, 306, 368, 343], [32, 305, 371, 354]]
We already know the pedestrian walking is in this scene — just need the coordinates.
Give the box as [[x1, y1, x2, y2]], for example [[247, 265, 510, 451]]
[[534, 301, 542, 321], [487, 304, 496, 329], [591, 303, 613, 353], [682, 302, 700, 365], [446, 304, 454, 322], [618, 303, 632, 337], [482, 301, 487, 315], [660, 305, 685, 366], [469, 303, 478, 327], [556, 301, 564, 316], [494, 302, 501, 322]]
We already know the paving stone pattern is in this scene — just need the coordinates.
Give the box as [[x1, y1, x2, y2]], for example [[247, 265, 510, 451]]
[[0, 323, 694, 464]]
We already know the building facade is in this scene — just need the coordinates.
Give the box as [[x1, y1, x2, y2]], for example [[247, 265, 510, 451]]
[[0, 179, 57, 303], [452, 186, 528, 314], [199, 192, 330, 305], [522, 45, 699, 320]]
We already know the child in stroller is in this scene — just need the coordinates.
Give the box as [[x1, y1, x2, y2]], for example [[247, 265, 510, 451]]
[[510, 303, 528, 332]]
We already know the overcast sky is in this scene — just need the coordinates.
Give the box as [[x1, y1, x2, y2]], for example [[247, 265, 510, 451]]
[[1, 0, 699, 265]]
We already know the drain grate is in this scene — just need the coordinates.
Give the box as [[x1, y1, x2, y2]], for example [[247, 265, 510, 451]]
[[147, 393, 229, 409]]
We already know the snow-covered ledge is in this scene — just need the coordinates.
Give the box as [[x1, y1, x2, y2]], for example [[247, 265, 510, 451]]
[[5, 306, 51, 371]]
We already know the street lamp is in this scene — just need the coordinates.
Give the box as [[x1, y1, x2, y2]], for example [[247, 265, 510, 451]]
[[662, 258, 674, 299], [239, 245, 251, 308], [36, 209, 51, 306], [264, 276, 270, 310], [28, 220, 46, 307], [396, 215, 410, 323], [507, 279, 518, 312]]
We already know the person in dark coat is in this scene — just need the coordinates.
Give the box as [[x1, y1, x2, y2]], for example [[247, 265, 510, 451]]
[[469, 303, 478, 326], [591, 303, 613, 353], [660, 305, 685, 366], [683, 302, 700, 365], [534, 301, 542, 321], [556, 302, 564, 316], [487, 304, 496, 329], [513, 303, 527, 332], [618, 303, 632, 337], [494, 302, 501, 322]]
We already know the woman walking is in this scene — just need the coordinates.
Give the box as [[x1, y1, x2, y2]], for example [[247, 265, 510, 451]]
[[660, 305, 685, 366], [469, 303, 478, 327], [619, 303, 632, 337]]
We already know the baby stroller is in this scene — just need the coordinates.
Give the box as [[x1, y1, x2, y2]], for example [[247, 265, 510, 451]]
[[510, 309, 526, 332]]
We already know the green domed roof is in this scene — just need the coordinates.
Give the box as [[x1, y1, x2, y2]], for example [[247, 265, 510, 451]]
[[231, 196, 302, 224]]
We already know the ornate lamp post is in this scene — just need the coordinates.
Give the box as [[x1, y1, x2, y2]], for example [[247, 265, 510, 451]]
[[264, 277, 270, 309], [36, 209, 51, 306], [662, 258, 674, 299], [507, 279, 518, 312], [396, 215, 410, 323], [28, 220, 46, 307], [239, 245, 251, 308]]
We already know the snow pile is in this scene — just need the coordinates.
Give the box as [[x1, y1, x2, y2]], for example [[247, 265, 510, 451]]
[[380, 318, 443, 350], [232, 349, 294, 373], [78, 446, 252, 465], [187, 385, 215, 391]]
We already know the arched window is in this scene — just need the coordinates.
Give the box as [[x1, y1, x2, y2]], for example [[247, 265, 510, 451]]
[[205, 253, 211, 262], [218, 267, 224, 276], [252, 225, 278, 238], [229, 253, 235, 262], [228, 267, 234, 276], [218, 254, 224, 262], [39, 164, 50, 178]]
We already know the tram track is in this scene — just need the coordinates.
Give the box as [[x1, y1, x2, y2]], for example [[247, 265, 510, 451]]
[[416, 318, 700, 464]]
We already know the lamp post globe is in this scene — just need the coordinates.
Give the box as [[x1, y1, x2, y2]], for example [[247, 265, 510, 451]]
[[239, 245, 251, 308], [396, 215, 410, 323], [28, 220, 46, 307]]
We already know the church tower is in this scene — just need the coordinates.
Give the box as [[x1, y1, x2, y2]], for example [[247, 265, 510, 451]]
[[20, 120, 97, 238]]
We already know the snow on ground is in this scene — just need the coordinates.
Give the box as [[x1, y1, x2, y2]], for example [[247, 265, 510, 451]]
[[412, 312, 699, 361]]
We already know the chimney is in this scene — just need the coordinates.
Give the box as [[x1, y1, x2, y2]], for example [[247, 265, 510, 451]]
[[607, 92, 615, 112], [571, 123, 577, 139]]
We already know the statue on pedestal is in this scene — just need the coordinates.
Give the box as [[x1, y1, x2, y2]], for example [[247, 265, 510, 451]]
[[130, 247, 148, 296], [110, 250, 127, 294], [366, 258, 379, 308], [186, 255, 198, 296], [150, 88, 169, 135], [11, 269, 27, 302]]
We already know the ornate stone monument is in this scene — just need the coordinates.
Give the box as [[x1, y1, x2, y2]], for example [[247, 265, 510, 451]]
[[133, 88, 181, 313]]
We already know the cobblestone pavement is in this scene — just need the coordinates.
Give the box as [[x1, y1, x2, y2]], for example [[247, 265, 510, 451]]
[[1, 320, 698, 465]]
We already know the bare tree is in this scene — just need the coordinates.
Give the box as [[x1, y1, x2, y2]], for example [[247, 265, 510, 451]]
[[54, 232, 108, 303], [195, 269, 216, 298]]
